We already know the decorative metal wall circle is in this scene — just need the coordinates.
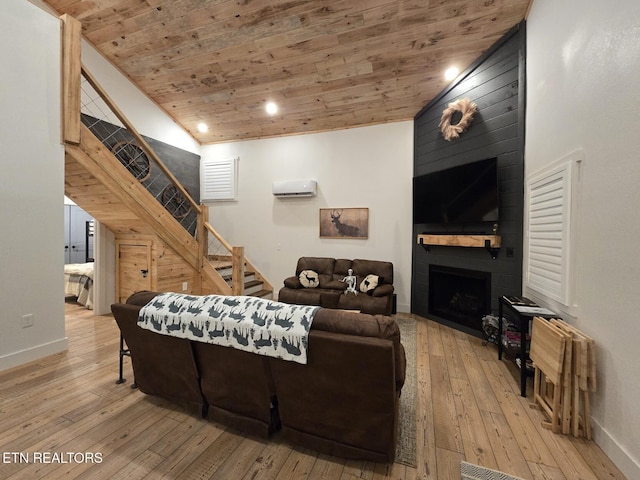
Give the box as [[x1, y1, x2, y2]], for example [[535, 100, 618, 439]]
[[111, 141, 151, 181], [161, 184, 192, 219]]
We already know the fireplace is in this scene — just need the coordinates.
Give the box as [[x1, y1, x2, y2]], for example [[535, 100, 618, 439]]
[[429, 265, 491, 332]]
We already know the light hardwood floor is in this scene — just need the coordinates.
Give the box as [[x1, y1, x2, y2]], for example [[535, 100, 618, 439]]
[[0, 303, 627, 480]]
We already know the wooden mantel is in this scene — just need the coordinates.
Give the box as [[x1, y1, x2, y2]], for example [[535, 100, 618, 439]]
[[417, 234, 501, 248], [417, 234, 502, 258]]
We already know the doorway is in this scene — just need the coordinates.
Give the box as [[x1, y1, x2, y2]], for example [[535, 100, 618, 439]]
[[116, 241, 152, 303]]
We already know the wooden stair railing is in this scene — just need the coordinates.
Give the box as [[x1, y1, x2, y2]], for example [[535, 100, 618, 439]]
[[61, 14, 272, 298], [65, 20, 199, 236], [80, 65, 201, 220]]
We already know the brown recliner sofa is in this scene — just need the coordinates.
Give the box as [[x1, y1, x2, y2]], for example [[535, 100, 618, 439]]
[[112, 291, 406, 462], [113, 291, 276, 437], [111, 292, 205, 413], [278, 257, 395, 315]]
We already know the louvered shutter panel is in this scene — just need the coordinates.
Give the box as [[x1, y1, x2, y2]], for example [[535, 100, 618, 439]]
[[526, 162, 572, 304], [201, 156, 238, 201]]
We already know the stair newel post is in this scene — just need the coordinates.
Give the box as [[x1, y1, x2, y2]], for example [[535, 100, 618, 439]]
[[61, 14, 81, 145], [196, 205, 209, 294], [232, 246, 245, 296]]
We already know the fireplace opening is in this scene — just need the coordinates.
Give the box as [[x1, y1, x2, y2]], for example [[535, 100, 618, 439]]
[[429, 265, 491, 332]]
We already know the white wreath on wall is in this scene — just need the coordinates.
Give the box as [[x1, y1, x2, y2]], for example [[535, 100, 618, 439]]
[[438, 98, 477, 141]]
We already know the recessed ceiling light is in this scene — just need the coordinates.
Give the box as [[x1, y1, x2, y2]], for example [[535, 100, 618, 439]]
[[197, 122, 208, 133], [444, 66, 459, 81], [265, 102, 278, 115]]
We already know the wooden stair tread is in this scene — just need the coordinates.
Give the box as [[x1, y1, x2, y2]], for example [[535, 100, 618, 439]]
[[252, 289, 273, 298], [220, 270, 254, 279], [213, 261, 246, 267]]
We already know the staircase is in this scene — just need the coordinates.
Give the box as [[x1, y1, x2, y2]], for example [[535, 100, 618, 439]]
[[61, 15, 272, 300]]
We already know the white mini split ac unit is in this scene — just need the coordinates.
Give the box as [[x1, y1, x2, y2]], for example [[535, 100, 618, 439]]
[[272, 180, 317, 198]]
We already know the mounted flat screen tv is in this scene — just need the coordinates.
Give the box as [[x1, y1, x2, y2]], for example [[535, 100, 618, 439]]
[[413, 158, 499, 224]]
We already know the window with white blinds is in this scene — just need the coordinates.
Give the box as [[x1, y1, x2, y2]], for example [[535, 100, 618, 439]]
[[200, 155, 238, 201], [525, 152, 581, 306]]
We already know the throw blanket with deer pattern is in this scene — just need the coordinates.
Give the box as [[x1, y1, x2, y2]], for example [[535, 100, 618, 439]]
[[138, 292, 319, 364]]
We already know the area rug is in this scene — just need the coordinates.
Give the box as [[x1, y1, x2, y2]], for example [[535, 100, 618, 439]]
[[461, 461, 526, 480], [395, 315, 417, 467]]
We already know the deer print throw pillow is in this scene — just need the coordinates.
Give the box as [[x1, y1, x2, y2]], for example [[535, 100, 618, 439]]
[[360, 274, 380, 294], [299, 270, 319, 288]]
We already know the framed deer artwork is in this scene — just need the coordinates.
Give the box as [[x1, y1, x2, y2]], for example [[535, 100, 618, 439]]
[[319, 208, 369, 239]]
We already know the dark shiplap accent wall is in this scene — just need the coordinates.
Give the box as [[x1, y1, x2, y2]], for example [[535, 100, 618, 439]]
[[412, 24, 526, 330]]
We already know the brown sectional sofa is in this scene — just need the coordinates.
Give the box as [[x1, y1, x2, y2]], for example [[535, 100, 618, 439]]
[[112, 290, 406, 463], [278, 257, 395, 315]]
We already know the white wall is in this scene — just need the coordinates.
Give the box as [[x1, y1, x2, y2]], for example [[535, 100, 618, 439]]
[[526, 1, 640, 477], [0, 0, 67, 370], [201, 122, 414, 312]]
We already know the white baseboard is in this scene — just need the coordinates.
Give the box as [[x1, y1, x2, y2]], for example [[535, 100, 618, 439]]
[[396, 303, 410, 313], [592, 417, 640, 480], [0, 337, 68, 373]]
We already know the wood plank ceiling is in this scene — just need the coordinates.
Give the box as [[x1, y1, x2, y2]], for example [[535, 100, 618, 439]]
[[42, 0, 532, 144]]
